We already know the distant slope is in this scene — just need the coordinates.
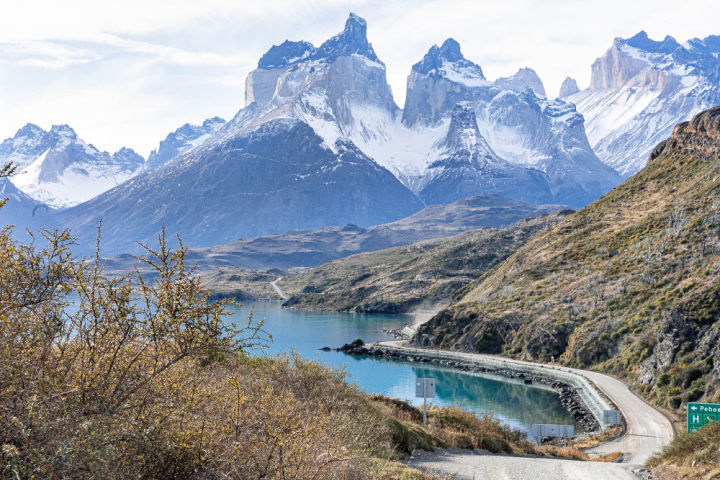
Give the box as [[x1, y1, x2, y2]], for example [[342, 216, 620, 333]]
[[108, 194, 563, 272], [413, 107, 720, 412], [58, 122, 423, 256], [0, 177, 54, 230], [280, 212, 568, 313]]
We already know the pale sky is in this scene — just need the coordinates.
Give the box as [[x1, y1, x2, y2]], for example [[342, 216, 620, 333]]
[[1, 0, 719, 157]]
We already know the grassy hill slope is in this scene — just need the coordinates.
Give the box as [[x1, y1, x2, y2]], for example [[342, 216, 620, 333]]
[[413, 107, 720, 412], [280, 213, 569, 313]]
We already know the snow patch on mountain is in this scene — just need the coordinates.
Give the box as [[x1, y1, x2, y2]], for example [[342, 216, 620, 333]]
[[0, 124, 144, 208], [567, 31, 720, 177], [146, 116, 226, 169], [494, 68, 546, 97]]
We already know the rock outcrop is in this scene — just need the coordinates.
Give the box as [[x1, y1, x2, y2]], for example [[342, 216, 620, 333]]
[[567, 32, 720, 177], [558, 77, 580, 98]]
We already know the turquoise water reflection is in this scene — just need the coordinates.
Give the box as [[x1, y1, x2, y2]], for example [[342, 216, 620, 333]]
[[227, 301, 576, 432]]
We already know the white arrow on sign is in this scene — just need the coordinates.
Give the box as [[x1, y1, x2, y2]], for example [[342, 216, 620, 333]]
[[691, 406, 698, 410]]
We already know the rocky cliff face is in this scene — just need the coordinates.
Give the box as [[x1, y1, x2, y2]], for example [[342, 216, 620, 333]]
[[146, 117, 226, 169], [419, 103, 553, 205], [567, 31, 720, 177], [558, 77, 580, 98], [413, 106, 720, 411], [494, 67, 546, 97], [0, 124, 144, 208]]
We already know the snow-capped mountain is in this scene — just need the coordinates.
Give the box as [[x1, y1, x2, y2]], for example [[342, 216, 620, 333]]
[[419, 103, 553, 205], [0, 124, 145, 208], [494, 67, 547, 97], [56, 14, 423, 255], [53, 14, 622, 254], [400, 38, 620, 208], [146, 117, 226, 169], [567, 31, 720, 177]]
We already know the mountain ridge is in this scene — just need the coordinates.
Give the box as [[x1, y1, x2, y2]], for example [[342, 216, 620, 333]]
[[412, 106, 720, 412], [0, 123, 144, 208], [568, 31, 720, 177]]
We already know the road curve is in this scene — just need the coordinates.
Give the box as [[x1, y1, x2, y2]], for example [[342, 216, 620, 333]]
[[375, 341, 673, 466], [407, 449, 641, 480], [270, 277, 288, 300], [582, 369, 673, 464]]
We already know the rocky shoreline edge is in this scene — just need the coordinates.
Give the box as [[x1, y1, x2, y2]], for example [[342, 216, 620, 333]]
[[335, 339, 602, 434]]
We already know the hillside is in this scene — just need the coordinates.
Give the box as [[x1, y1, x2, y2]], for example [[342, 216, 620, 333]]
[[280, 213, 569, 313], [164, 195, 561, 271], [413, 107, 720, 412]]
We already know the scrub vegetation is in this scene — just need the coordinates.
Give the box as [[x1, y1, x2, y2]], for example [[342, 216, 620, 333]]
[[0, 163, 586, 479]]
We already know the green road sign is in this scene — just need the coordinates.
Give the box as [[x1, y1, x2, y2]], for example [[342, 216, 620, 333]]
[[687, 402, 720, 433]]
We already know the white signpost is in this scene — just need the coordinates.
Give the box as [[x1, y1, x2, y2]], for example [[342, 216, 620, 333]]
[[415, 377, 436, 428]]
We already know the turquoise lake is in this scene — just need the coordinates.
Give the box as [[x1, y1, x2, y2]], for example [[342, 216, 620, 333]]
[[227, 301, 577, 434]]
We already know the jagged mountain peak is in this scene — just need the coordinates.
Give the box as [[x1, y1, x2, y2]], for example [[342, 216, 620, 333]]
[[258, 40, 314, 69], [14, 123, 45, 138], [146, 116, 227, 170], [0, 122, 145, 208], [570, 30, 720, 177], [202, 116, 226, 129], [437, 38, 464, 62], [619, 30, 681, 54], [494, 67, 546, 97], [0, 124, 51, 167], [49, 124, 78, 142], [257, 13, 380, 71], [316, 13, 379, 63], [412, 38, 484, 79], [112, 147, 144, 165], [442, 102, 483, 150], [558, 77, 580, 98]]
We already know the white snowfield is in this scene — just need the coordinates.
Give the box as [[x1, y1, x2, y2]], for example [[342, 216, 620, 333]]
[[371, 342, 673, 479], [568, 31, 720, 178]]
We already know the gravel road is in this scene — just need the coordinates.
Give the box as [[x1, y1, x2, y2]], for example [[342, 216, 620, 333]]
[[374, 342, 674, 478], [269, 277, 288, 300], [408, 449, 643, 480], [581, 370, 673, 465]]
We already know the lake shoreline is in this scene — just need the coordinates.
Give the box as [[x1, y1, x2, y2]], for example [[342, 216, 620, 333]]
[[338, 340, 604, 434]]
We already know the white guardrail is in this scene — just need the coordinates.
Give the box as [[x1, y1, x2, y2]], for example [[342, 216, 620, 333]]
[[371, 343, 612, 429]]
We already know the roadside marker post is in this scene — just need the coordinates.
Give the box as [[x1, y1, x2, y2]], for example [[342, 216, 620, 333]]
[[687, 402, 720, 433], [415, 377, 436, 429]]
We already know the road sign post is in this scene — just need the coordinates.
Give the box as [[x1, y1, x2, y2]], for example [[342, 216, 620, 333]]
[[687, 402, 720, 433], [415, 377, 436, 429]]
